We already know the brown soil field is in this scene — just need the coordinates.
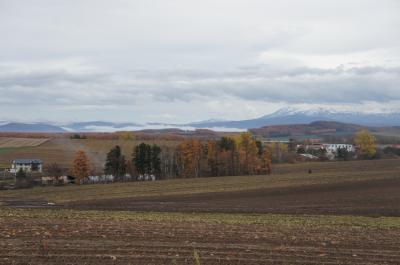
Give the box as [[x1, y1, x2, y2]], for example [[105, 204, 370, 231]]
[[67, 177, 400, 216], [2, 159, 399, 204], [1, 209, 400, 265], [1, 159, 400, 264]]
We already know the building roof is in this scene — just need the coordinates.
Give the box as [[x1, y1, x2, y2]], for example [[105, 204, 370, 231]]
[[12, 159, 43, 164]]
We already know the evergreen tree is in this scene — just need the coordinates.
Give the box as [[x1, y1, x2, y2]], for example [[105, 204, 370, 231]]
[[104, 145, 126, 178], [133, 143, 150, 175], [151, 145, 162, 175], [133, 143, 162, 176]]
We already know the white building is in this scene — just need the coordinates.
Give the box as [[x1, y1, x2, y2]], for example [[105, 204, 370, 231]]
[[10, 159, 43, 173], [323, 144, 355, 153]]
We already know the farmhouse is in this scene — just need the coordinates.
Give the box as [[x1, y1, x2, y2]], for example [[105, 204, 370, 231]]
[[10, 159, 43, 173]]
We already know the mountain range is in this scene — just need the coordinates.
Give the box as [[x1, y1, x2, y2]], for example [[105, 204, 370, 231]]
[[186, 108, 400, 129], [1, 108, 400, 132]]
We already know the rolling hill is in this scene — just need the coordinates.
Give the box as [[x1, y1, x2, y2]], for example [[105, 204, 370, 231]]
[[0, 123, 66, 133], [249, 120, 400, 141]]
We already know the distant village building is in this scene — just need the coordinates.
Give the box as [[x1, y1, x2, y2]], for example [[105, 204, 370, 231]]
[[10, 159, 43, 173], [301, 143, 325, 151], [323, 144, 355, 153], [298, 143, 355, 153]]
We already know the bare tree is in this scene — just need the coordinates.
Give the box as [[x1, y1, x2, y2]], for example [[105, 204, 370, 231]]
[[45, 163, 64, 185]]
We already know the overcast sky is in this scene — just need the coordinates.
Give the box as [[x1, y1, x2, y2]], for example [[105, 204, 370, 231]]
[[0, 0, 399, 123]]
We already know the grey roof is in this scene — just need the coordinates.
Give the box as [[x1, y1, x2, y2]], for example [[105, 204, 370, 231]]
[[12, 159, 43, 164]]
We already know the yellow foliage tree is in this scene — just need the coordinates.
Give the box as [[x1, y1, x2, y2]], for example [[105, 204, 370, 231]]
[[261, 149, 272, 175], [73, 150, 91, 184], [354, 130, 376, 158], [235, 132, 258, 174]]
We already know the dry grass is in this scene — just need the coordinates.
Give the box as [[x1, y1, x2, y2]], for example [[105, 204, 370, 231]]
[[0, 138, 179, 171], [0, 137, 48, 148]]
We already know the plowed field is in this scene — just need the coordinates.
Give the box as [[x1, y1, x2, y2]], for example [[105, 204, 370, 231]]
[[1, 209, 400, 265]]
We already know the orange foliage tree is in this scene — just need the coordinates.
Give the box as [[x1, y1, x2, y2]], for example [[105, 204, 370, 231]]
[[73, 150, 91, 184], [176, 139, 204, 177]]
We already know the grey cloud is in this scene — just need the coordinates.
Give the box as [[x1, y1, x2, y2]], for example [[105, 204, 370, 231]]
[[0, 0, 399, 122], [1, 65, 399, 107]]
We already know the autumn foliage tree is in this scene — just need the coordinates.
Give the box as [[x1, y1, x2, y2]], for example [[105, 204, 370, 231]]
[[260, 149, 272, 174], [218, 136, 238, 176], [235, 132, 259, 175], [127, 136, 272, 180], [354, 130, 376, 159], [73, 150, 91, 184], [176, 139, 204, 177]]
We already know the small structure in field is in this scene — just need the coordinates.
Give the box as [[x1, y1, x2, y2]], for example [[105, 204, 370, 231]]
[[10, 159, 43, 173], [299, 153, 319, 160], [41, 176, 73, 186]]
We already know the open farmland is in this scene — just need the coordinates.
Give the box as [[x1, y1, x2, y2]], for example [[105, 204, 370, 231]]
[[0, 158, 399, 205], [0, 138, 180, 171], [1, 159, 400, 264]]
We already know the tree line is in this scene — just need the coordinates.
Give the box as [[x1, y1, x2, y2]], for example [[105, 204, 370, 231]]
[[72, 132, 272, 183]]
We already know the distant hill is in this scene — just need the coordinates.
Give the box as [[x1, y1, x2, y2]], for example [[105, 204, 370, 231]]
[[249, 121, 366, 139], [249, 120, 400, 142], [0, 123, 66, 132], [187, 108, 400, 129]]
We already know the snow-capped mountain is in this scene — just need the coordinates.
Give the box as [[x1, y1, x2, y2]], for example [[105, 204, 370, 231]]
[[186, 107, 400, 129]]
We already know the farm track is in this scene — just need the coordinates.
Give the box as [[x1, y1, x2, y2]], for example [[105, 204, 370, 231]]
[[1, 214, 400, 264]]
